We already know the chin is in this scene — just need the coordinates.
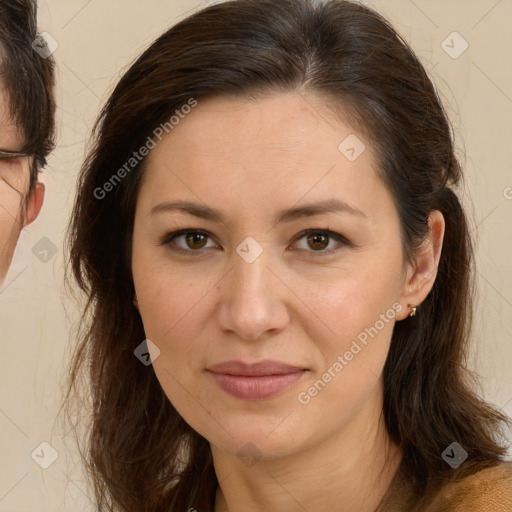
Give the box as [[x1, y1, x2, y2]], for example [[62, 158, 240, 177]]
[[201, 411, 311, 461], [210, 433, 300, 463]]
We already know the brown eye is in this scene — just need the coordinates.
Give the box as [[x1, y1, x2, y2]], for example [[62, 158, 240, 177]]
[[184, 232, 208, 250], [306, 232, 329, 251], [161, 229, 216, 254], [294, 229, 350, 255]]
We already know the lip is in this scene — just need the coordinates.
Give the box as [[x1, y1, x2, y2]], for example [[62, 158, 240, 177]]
[[207, 359, 305, 376], [206, 359, 307, 400]]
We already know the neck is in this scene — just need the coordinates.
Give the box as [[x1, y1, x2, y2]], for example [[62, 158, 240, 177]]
[[212, 384, 403, 512]]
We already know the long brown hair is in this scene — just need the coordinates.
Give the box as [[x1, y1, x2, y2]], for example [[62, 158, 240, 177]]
[[64, 1, 511, 510]]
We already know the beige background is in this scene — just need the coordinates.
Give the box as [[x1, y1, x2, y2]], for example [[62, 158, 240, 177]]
[[0, 0, 511, 510]]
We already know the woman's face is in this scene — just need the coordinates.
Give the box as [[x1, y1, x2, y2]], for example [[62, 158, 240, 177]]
[[131, 92, 414, 460]]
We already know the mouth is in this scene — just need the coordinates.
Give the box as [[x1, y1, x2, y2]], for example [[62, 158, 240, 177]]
[[206, 359, 308, 400]]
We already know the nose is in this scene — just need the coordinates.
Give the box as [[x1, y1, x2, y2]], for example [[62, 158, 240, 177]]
[[215, 245, 290, 341]]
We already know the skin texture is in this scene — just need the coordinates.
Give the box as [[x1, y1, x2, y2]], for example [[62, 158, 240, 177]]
[[0, 88, 45, 288], [131, 92, 445, 512]]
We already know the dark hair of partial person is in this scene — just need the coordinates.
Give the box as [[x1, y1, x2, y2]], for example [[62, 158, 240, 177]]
[[63, 0, 511, 510], [0, 0, 56, 191]]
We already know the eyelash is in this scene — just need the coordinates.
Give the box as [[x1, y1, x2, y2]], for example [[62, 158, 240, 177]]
[[160, 228, 351, 256]]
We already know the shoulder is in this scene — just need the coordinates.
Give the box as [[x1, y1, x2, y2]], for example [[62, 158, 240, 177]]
[[426, 461, 512, 512]]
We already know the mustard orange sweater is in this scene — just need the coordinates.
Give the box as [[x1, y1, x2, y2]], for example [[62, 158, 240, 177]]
[[379, 460, 512, 511]]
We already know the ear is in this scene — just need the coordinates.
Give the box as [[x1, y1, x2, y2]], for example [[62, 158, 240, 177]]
[[23, 181, 45, 226], [395, 210, 445, 321]]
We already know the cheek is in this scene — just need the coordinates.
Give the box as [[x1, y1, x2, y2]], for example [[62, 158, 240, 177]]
[[300, 257, 401, 345], [132, 255, 214, 387], [291, 282, 398, 443], [0, 206, 23, 274], [134, 269, 218, 435], [292, 261, 400, 406], [0, 184, 23, 219], [134, 265, 209, 338]]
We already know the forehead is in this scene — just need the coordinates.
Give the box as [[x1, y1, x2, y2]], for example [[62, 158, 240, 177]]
[[0, 85, 23, 149], [140, 92, 388, 224]]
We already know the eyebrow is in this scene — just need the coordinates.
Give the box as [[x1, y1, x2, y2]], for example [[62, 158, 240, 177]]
[[149, 198, 367, 224]]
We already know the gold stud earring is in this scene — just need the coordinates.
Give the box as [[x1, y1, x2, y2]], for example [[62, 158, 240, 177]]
[[409, 305, 417, 317]]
